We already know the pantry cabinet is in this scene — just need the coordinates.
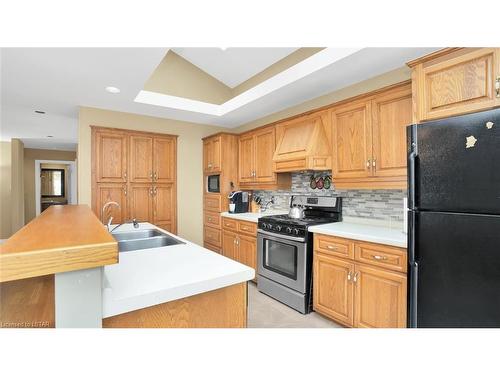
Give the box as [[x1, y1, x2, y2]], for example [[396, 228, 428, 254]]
[[313, 234, 407, 328], [408, 48, 500, 123], [91, 126, 177, 233], [330, 82, 412, 189]]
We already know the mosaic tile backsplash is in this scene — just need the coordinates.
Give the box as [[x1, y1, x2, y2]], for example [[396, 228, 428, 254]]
[[253, 171, 406, 224]]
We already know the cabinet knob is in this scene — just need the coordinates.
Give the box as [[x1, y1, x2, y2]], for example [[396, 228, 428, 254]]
[[366, 159, 371, 169], [496, 77, 500, 98], [347, 271, 352, 281], [373, 254, 388, 261], [372, 158, 377, 171], [353, 272, 359, 283]]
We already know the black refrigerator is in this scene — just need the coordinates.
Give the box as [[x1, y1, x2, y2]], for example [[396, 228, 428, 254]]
[[407, 108, 500, 328]]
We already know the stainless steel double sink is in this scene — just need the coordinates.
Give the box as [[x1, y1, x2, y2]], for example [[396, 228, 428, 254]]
[[112, 229, 184, 252]]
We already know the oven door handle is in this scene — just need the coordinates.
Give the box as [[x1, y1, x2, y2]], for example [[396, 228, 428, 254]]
[[257, 229, 306, 243]]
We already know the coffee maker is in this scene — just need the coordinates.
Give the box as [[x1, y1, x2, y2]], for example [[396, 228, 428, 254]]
[[228, 191, 249, 213]]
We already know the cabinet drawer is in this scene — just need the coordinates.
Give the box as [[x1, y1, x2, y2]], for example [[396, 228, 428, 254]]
[[354, 241, 407, 273], [222, 217, 238, 231], [237, 221, 257, 236], [204, 194, 222, 212], [204, 210, 221, 228], [314, 234, 354, 259], [204, 226, 221, 247]]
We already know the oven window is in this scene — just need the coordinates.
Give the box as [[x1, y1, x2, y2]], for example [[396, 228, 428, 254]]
[[263, 238, 298, 280]]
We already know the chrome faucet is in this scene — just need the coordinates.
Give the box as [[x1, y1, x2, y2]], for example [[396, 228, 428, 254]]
[[101, 201, 120, 231], [260, 196, 276, 212], [109, 218, 139, 233]]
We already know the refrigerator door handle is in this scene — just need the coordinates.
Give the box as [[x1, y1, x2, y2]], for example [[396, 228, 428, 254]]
[[408, 261, 418, 328], [408, 210, 417, 263], [408, 150, 417, 209]]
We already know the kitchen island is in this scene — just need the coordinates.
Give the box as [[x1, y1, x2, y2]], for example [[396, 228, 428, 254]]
[[102, 223, 254, 328], [0, 205, 254, 328]]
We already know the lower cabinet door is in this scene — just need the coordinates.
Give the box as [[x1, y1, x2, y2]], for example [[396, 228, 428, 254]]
[[238, 234, 257, 274], [354, 264, 407, 328], [313, 253, 355, 327], [129, 184, 153, 222], [153, 184, 176, 234], [95, 183, 128, 224], [222, 230, 238, 261]]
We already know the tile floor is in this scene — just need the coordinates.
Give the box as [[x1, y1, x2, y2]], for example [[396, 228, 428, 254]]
[[247, 282, 342, 328]]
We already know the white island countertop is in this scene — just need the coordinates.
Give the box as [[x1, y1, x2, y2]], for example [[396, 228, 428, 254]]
[[309, 217, 407, 248], [220, 210, 288, 223], [102, 223, 254, 318]]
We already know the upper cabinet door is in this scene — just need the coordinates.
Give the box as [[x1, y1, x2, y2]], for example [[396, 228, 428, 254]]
[[153, 137, 176, 183], [210, 136, 222, 173], [95, 130, 128, 183], [203, 139, 212, 173], [203, 136, 222, 174], [371, 87, 412, 178], [331, 101, 373, 179], [254, 127, 276, 183], [129, 135, 153, 183], [415, 48, 500, 121], [238, 133, 255, 183]]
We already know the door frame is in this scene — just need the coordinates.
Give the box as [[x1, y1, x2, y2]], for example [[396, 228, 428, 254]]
[[35, 159, 77, 216]]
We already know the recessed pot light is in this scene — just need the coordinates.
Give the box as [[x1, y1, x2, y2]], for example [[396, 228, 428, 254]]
[[105, 86, 121, 94], [46, 135, 54, 138], [35, 110, 46, 114]]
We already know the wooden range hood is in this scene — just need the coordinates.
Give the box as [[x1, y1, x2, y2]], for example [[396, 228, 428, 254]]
[[272, 110, 332, 172]]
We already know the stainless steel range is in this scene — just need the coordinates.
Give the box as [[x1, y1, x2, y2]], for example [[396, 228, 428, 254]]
[[257, 195, 342, 314]]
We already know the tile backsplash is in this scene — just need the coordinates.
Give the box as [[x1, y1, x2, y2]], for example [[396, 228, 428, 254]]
[[253, 171, 406, 224]]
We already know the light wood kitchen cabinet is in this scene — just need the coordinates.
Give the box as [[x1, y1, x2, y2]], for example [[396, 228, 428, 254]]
[[371, 87, 412, 178], [222, 229, 238, 261], [222, 217, 257, 279], [94, 129, 128, 183], [408, 48, 500, 123], [129, 184, 153, 223], [313, 234, 407, 328], [95, 183, 128, 224], [238, 235, 257, 272], [153, 137, 176, 183], [331, 82, 411, 189], [331, 100, 373, 180], [203, 135, 221, 173], [129, 135, 153, 183], [153, 184, 175, 231], [313, 253, 355, 326], [238, 126, 291, 190], [202, 133, 238, 252], [354, 264, 407, 328], [92, 126, 177, 232], [238, 133, 255, 183]]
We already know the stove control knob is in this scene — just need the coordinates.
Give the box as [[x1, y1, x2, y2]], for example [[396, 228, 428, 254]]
[[261, 223, 267, 229], [267, 224, 273, 230], [276, 225, 282, 232], [286, 227, 292, 234], [293, 228, 300, 235]]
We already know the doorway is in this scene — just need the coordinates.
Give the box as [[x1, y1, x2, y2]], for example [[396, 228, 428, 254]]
[[35, 160, 77, 216]]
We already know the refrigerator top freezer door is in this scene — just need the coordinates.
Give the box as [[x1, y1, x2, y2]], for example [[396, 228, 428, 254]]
[[410, 108, 500, 214]]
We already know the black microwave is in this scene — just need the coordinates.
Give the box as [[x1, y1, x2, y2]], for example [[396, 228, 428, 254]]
[[207, 175, 220, 193]]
